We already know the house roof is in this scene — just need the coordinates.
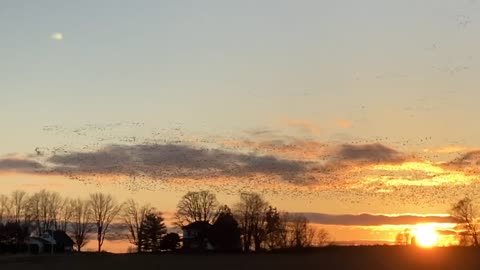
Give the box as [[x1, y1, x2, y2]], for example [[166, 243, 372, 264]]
[[182, 221, 211, 231], [46, 230, 74, 246]]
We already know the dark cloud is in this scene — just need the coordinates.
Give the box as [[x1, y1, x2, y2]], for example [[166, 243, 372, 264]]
[[299, 212, 455, 226], [47, 144, 311, 182], [447, 150, 480, 167], [334, 144, 406, 164], [442, 150, 480, 174], [0, 158, 45, 173]]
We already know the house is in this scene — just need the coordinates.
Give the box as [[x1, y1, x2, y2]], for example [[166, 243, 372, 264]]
[[27, 230, 74, 254], [182, 221, 214, 251]]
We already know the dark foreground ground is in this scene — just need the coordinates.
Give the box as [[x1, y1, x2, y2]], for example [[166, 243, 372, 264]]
[[1, 246, 480, 270]]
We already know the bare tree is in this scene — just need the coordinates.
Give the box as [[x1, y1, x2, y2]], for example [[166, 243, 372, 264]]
[[89, 193, 122, 252], [70, 198, 93, 252], [287, 214, 311, 248], [315, 228, 332, 247], [0, 194, 10, 224], [10, 190, 28, 224], [395, 229, 411, 245], [234, 192, 268, 252], [58, 198, 73, 232], [175, 191, 219, 226], [27, 190, 63, 236], [451, 197, 479, 246], [122, 199, 154, 252]]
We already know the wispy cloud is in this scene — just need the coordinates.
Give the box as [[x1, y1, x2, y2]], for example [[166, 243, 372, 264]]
[[335, 119, 353, 128], [0, 158, 45, 173], [423, 146, 469, 154], [299, 212, 455, 226], [281, 117, 321, 134]]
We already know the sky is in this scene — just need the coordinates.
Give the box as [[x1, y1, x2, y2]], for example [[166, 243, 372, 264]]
[[1, 0, 480, 251]]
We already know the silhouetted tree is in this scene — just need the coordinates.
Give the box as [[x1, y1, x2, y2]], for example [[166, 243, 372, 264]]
[[234, 192, 268, 252], [395, 229, 411, 245], [175, 191, 219, 226], [27, 190, 63, 236], [314, 228, 332, 247], [0, 195, 10, 224], [264, 206, 288, 249], [0, 222, 29, 253], [209, 206, 241, 251], [160, 233, 181, 251], [451, 197, 479, 246], [139, 212, 166, 252], [58, 198, 73, 232], [70, 198, 93, 252], [122, 199, 155, 252], [89, 193, 122, 252], [287, 214, 313, 248], [10, 190, 28, 224]]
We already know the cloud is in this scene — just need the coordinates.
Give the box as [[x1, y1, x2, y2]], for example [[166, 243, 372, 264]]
[[0, 158, 45, 173], [46, 144, 312, 183], [50, 32, 63, 40], [220, 138, 331, 161], [281, 117, 321, 134], [423, 146, 469, 154], [441, 150, 480, 174], [299, 212, 455, 226], [332, 143, 406, 165], [335, 120, 353, 128]]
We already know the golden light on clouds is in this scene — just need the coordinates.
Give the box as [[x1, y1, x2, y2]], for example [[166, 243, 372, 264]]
[[423, 146, 469, 154], [364, 162, 475, 187], [281, 117, 321, 134], [336, 119, 353, 128], [51, 32, 63, 40]]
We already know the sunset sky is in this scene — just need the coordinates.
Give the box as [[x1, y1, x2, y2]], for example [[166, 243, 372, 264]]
[[2, 0, 480, 251]]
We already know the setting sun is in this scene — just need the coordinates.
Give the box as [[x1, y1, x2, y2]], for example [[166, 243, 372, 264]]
[[414, 225, 439, 247]]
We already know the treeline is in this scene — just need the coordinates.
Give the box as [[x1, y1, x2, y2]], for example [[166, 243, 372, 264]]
[[0, 190, 331, 253]]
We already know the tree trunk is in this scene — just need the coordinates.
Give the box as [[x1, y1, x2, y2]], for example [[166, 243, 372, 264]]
[[97, 226, 102, 252]]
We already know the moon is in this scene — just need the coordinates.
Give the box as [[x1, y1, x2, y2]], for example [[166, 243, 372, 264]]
[[51, 32, 64, 40]]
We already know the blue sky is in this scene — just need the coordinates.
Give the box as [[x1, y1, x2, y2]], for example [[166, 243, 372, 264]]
[[2, 1, 479, 153]]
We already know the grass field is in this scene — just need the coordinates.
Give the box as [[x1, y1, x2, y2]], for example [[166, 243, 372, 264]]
[[1, 246, 479, 270]]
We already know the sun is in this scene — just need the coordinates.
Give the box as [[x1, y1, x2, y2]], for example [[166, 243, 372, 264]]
[[414, 225, 439, 247]]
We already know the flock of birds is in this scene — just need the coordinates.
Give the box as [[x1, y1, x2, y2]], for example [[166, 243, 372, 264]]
[[30, 117, 480, 210], [23, 9, 479, 209]]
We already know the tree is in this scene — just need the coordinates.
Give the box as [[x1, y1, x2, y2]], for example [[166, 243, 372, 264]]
[[122, 199, 154, 252], [0, 195, 10, 224], [58, 198, 73, 232], [139, 212, 166, 252], [0, 222, 29, 252], [234, 192, 268, 252], [160, 233, 181, 251], [208, 206, 241, 251], [10, 191, 28, 224], [315, 228, 332, 247], [27, 190, 63, 236], [395, 229, 411, 245], [89, 193, 122, 252], [175, 191, 219, 226], [287, 214, 313, 248], [70, 198, 93, 252], [264, 206, 288, 249], [450, 197, 479, 246]]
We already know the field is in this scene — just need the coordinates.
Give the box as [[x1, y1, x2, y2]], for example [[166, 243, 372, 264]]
[[1, 246, 479, 270]]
